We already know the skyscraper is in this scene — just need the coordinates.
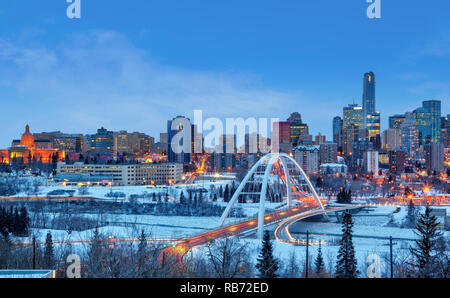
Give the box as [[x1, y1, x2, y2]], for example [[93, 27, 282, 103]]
[[343, 104, 364, 128], [363, 72, 376, 126], [442, 114, 450, 148], [400, 112, 419, 158], [424, 143, 444, 174], [332, 116, 343, 150], [422, 100, 441, 144], [413, 100, 441, 146], [167, 116, 192, 164], [288, 113, 309, 146], [342, 104, 365, 156], [366, 112, 381, 149], [389, 114, 406, 129]]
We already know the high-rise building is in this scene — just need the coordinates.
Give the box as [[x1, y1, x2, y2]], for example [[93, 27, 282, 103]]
[[159, 133, 169, 155], [363, 72, 376, 126], [113, 131, 130, 155], [293, 145, 320, 175], [389, 151, 406, 174], [271, 121, 291, 153], [389, 114, 406, 129], [113, 131, 154, 156], [352, 138, 373, 162], [53, 134, 84, 153], [288, 113, 309, 147], [382, 128, 401, 152], [191, 124, 203, 154], [167, 116, 192, 164], [315, 134, 326, 145], [332, 116, 343, 150], [422, 100, 441, 144], [425, 143, 444, 174], [212, 135, 236, 172], [342, 104, 366, 156], [366, 112, 381, 148], [319, 142, 338, 164], [413, 100, 441, 146], [364, 150, 379, 174], [400, 113, 419, 158], [442, 115, 450, 148], [89, 127, 114, 158], [343, 104, 364, 128], [34, 131, 84, 153]]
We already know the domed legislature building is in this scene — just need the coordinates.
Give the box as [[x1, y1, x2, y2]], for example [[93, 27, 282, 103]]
[[0, 125, 64, 164]]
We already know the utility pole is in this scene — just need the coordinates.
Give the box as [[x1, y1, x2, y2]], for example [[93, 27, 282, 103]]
[[305, 231, 309, 278], [32, 235, 36, 270], [389, 236, 393, 278]]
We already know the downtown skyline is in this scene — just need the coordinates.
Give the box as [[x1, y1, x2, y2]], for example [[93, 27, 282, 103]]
[[0, 1, 449, 147]]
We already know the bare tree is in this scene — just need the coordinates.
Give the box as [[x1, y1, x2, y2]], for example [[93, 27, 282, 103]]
[[204, 236, 253, 278]]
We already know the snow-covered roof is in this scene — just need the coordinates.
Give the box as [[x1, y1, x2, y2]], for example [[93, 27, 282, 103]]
[[294, 145, 320, 152], [320, 163, 347, 168]]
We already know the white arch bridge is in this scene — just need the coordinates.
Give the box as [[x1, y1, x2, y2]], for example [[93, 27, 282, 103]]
[[158, 153, 365, 265], [219, 152, 327, 239]]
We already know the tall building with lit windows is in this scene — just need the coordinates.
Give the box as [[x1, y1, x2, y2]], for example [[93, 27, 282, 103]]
[[88, 127, 114, 158], [363, 72, 376, 126], [413, 100, 441, 146], [342, 104, 365, 156], [400, 113, 420, 158], [167, 116, 192, 164], [343, 104, 364, 128], [389, 114, 406, 129], [287, 113, 310, 147], [425, 143, 444, 174], [382, 128, 401, 152], [366, 112, 381, 149], [332, 116, 343, 151], [442, 114, 450, 148], [422, 100, 441, 144]]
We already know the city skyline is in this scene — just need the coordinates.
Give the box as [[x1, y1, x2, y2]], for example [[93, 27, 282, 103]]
[[0, 1, 449, 147]]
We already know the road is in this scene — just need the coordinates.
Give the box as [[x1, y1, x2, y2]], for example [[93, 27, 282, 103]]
[[157, 201, 332, 266], [274, 204, 366, 245]]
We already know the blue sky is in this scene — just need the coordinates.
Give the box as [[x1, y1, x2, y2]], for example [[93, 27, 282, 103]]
[[0, 0, 449, 147]]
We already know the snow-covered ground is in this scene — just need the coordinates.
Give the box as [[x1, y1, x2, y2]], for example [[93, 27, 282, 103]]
[[10, 179, 235, 201]]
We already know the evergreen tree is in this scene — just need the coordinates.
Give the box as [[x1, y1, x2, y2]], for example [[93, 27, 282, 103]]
[[405, 200, 416, 227], [256, 230, 279, 278], [137, 229, 148, 277], [138, 229, 147, 253], [224, 185, 230, 203], [337, 188, 352, 204], [410, 207, 442, 278], [12, 207, 20, 235], [179, 191, 186, 204], [335, 211, 358, 278], [314, 242, 325, 275], [87, 227, 103, 277], [44, 231, 54, 269], [19, 206, 30, 236]]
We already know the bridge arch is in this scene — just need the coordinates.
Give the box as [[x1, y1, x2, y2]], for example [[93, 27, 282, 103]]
[[219, 153, 326, 239]]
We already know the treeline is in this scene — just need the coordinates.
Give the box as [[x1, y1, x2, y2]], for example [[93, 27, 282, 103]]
[[0, 205, 30, 238], [336, 188, 352, 204]]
